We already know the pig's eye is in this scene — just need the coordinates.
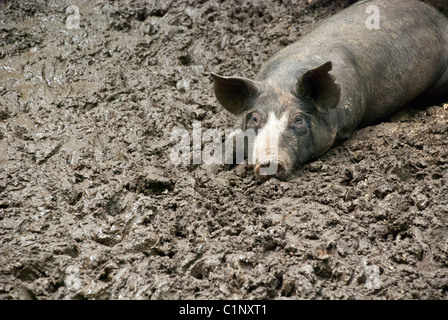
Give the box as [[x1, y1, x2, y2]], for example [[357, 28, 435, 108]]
[[248, 111, 262, 128], [293, 115, 303, 125]]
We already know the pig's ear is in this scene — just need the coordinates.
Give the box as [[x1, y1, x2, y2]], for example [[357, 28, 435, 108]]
[[296, 61, 340, 111], [211, 72, 260, 115]]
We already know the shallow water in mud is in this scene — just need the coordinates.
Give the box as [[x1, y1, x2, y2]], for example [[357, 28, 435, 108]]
[[0, 0, 447, 299]]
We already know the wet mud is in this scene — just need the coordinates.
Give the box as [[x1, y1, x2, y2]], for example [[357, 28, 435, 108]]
[[0, 0, 447, 299]]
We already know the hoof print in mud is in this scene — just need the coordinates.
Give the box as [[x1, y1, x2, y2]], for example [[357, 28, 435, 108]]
[[125, 168, 174, 195]]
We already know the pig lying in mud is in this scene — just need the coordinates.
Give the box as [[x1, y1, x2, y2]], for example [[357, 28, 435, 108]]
[[211, 0, 448, 181]]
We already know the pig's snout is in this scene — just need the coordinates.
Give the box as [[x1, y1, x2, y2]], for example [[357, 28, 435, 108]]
[[254, 160, 287, 181]]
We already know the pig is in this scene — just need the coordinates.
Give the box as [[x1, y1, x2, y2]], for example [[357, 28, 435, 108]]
[[211, 0, 448, 181]]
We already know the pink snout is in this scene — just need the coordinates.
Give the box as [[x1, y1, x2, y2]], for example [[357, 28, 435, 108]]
[[254, 160, 286, 181]]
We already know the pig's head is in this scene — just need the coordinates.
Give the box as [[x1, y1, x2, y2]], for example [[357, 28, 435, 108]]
[[211, 61, 340, 181]]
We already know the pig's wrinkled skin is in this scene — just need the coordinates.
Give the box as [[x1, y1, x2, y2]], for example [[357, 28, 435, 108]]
[[211, 0, 448, 181]]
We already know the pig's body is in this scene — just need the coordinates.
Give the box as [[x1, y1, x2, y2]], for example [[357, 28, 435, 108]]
[[258, 0, 448, 133], [212, 0, 448, 180]]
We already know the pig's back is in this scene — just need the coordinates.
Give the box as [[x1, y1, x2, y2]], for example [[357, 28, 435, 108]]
[[258, 0, 448, 118]]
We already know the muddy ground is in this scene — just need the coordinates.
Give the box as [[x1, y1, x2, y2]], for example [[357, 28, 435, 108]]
[[0, 0, 447, 300]]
